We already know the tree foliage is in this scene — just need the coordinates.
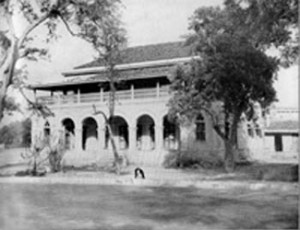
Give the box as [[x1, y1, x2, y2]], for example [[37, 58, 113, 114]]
[[0, 0, 126, 172], [169, 0, 297, 171], [0, 118, 31, 147], [0, 0, 125, 121]]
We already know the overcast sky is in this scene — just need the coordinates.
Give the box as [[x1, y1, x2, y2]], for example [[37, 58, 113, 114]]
[[19, 0, 298, 108]]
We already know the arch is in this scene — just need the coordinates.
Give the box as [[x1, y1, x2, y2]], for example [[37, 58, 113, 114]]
[[106, 116, 129, 150], [163, 115, 180, 150], [61, 118, 75, 150], [136, 114, 155, 150], [82, 117, 98, 150]]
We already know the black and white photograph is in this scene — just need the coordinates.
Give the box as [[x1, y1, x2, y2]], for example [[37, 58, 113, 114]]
[[0, 0, 298, 229]]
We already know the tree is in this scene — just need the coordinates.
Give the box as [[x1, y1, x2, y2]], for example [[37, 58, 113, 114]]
[[169, 1, 297, 172], [222, 0, 298, 67], [22, 118, 31, 146], [0, 0, 125, 121], [0, 0, 126, 173], [0, 118, 30, 146], [20, 132, 66, 176]]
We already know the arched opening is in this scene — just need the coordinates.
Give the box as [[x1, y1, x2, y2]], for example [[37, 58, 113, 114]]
[[136, 115, 155, 150], [82, 117, 98, 150], [163, 115, 180, 150], [105, 116, 128, 150], [44, 121, 51, 143], [62, 118, 75, 150]]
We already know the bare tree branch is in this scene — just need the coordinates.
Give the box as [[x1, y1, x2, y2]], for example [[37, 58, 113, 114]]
[[18, 13, 50, 49], [58, 14, 83, 37]]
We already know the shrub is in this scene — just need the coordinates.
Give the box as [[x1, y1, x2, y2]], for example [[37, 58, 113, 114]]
[[163, 149, 223, 169], [19, 134, 66, 176], [254, 164, 298, 182], [236, 163, 299, 182]]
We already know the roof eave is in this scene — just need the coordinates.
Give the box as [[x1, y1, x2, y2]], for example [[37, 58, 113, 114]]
[[63, 56, 200, 77]]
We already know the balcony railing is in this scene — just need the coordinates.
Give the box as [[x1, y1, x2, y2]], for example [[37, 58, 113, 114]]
[[38, 86, 170, 105]]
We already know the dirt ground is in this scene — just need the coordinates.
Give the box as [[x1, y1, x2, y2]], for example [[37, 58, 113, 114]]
[[0, 148, 298, 229], [0, 183, 298, 230]]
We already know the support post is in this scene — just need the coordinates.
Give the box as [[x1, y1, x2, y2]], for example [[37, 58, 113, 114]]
[[33, 89, 37, 101], [131, 84, 134, 100], [155, 125, 163, 150], [100, 87, 103, 102], [77, 88, 81, 103], [98, 127, 106, 149], [129, 126, 136, 151], [156, 82, 160, 98], [75, 128, 82, 151]]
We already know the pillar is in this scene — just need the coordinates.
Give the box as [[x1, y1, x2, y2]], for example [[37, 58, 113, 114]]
[[77, 88, 81, 103], [155, 125, 163, 150], [33, 89, 37, 101], [156, 82, 160, 98], [131, 84, 134, 100], [98, 127, 106, 149], [75, 128, 82, 151], [100, 87, 103, 102], [129, 126, 137, 151]]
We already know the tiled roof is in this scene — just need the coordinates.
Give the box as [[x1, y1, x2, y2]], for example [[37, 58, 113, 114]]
[[29, 65, 175, 90], [76, 41, 193, 69]]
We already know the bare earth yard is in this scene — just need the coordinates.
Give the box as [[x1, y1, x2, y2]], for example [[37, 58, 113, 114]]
[[0, 148, 298, 229], [0, 183, 298, 230]]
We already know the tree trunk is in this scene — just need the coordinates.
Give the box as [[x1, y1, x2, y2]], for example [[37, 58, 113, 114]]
[[224, 140, 235, 172], [93, 106, 122, 174], [107, 72, 123, 174], [0, 38, 18, 122], [106, 121, 122, 174], [224, 113, 240, 172], [212, 111, 240, 173]]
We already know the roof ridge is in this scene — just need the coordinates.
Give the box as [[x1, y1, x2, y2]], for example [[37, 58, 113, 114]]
[[122, 40, 185, 50]]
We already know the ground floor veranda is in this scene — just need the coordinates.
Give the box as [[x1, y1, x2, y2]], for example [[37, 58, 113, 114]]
[[31, 103, 267, 166], [33, 113, 186, 166]]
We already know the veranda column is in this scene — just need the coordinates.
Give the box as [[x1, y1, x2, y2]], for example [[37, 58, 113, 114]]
[[98, 127, 106, 149], [75, 128, 82, 151], [155, 125, 163, 150], [129, 126, 137, 151]]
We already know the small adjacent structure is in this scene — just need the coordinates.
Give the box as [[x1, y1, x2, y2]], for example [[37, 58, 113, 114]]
[[264, 109, 298, 159]]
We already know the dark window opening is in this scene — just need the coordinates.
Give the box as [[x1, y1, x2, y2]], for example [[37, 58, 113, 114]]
[[274, 134, 283, 152], [247, 124, 254, 137], [196, 114, 206, 141]]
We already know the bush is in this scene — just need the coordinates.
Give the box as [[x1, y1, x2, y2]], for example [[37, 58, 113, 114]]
[[236, 163, 299, 182], [163, 149, 223, 169], [255, 164, 298, 182]]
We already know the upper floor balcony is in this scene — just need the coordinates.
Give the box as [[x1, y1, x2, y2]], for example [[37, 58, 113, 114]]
[[37, 85, 170, 106]]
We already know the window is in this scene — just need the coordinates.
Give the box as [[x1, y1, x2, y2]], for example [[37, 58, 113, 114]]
[[274, 134, 283, 152], [247, 124, 254, 137], [255, 124, 262, 137], [196, 114, 206, 141], [44, 121, 51, 144], [44, 121, 50, 136], [225, 121, 230, 139]]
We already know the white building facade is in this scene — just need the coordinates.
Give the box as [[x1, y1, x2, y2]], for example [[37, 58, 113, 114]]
[[30, 42, 264, 166]]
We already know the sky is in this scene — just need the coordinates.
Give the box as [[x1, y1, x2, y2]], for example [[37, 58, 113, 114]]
[[14, 0, 299, 110]]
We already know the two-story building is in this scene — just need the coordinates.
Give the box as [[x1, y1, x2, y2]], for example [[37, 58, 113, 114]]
[[29, 42, 264, 166]]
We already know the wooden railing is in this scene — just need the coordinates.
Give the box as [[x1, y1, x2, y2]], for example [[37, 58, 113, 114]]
[[38, 86, 170, 105]]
